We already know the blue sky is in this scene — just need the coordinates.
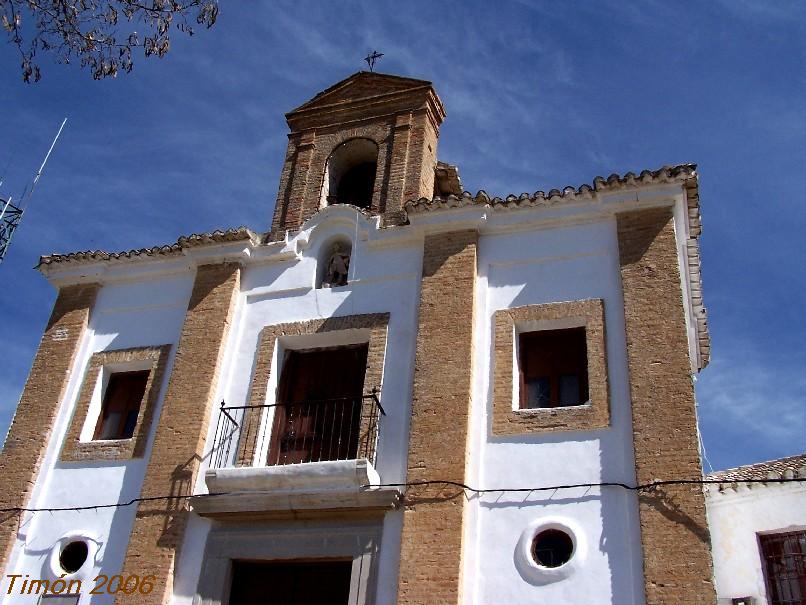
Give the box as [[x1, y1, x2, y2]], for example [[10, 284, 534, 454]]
[[1, 1, 804, 472]]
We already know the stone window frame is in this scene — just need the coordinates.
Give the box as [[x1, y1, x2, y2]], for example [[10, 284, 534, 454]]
[[492, 299, 609, 435], [235, 313, 389, 467], [194, 517, 382, 605], [60, 345, 171, 462]]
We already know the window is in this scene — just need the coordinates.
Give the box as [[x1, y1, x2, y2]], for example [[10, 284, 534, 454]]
[[759, 530, 806, 605], [93, 370, 150, 440], [38, 596, 79, 605], [61, 345, 170, 462], [532, 529, 574, 568], [58, 540, 89, 574], [518, 327, 589, 409], [321, 138, 378, 209], [268, 344, 369, 466], [492, 300, 608, 434], [229, 560, 352, 605]]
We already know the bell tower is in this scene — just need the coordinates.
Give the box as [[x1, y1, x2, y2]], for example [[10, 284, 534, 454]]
[[269, 72, 446, 239]]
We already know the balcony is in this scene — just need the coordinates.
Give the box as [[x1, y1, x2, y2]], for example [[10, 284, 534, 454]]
[[195, 391, 399, 516]]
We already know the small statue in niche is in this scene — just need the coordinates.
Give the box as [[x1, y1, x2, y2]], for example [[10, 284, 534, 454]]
[[322, 243, 350, 288]]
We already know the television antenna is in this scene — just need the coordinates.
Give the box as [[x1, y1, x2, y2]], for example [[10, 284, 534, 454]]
[[0, 118, 67, 264]]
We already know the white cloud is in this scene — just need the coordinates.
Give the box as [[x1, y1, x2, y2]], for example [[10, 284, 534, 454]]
[[697, 344, 806, 452]]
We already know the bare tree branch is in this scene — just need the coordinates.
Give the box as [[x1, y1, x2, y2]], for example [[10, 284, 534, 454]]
[[0, 0, 218, 81]]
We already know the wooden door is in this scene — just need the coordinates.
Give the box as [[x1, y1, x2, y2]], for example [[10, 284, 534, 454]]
[[268, 345, 368, 465], [229, 560, 352, 605]]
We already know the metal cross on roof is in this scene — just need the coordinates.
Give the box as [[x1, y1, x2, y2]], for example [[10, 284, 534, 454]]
[[364, 50, 384, 72]]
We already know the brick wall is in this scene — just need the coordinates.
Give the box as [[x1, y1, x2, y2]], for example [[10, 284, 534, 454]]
[[116, 263, 240, 605], [397, 230, 477, 605], [0, 283, 98, 574], [270, 111, 439, 240], [617, 208, 716, 604], [269, 89, 441, 240]]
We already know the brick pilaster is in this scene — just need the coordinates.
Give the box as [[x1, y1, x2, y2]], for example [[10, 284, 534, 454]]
[[0, 283, 99, 573], [617, 208, 716, 604], [397, 231, 477, 605], [116, 262, 240, 605], [402, 114, 437, 205]]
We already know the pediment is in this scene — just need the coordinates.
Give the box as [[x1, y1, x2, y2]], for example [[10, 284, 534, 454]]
[[290, 71, 433, 114]]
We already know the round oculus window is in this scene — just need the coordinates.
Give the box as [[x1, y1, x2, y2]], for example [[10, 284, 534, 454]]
[[59, 540, 89, 574], [531, 528, 574, 568]]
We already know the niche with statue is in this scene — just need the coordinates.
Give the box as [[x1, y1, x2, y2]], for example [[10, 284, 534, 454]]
[[317, 239, 352, 288]]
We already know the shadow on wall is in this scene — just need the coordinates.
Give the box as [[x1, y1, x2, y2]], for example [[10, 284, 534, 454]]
[[638, 487, 711, 545], [477, 265, 644, 599]]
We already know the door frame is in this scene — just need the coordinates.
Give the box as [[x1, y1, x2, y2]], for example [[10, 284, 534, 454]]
[[194, 516, 382, 605]]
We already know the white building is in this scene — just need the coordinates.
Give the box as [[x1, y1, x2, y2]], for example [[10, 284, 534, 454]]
[[0, 72, 718, 604], [707, 454, 806, 605]]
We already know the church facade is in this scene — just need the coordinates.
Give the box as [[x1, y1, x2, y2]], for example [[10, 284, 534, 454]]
[[0, 72, 716, 604]]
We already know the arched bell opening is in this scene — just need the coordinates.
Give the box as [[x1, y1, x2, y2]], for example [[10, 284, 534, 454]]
[[320, 138, 378, 210]]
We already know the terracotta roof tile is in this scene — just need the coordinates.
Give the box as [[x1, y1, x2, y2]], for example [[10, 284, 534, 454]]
[[404, 163, 710, 369], [404, 163, 697, 214], [38, 227, 261, 267], [708, 454, 806, 482]]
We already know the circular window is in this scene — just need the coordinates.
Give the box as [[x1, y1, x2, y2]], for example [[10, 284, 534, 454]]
[[515, 517, 586, 584], [59, 540, 89, 573], [531, 529, 574, 568]]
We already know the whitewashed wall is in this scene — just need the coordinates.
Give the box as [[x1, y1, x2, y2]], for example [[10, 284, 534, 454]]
[[2, 270, 194, 605], [707, 482, 806, 604], [6, 190, 707, 605], [174, 210, 423, 605], [462, 216, 645, 605]]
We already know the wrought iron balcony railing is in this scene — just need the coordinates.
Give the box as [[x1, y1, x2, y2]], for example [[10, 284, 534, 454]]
[[209, 390, 384, 470]]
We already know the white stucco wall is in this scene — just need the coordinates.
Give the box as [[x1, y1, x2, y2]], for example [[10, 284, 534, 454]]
[[7, 187, 706, 604], [462, 216, 645, 605], [2, 270, 194, 605], [707, 482, 806, 604], [173, 211, 423, 605]]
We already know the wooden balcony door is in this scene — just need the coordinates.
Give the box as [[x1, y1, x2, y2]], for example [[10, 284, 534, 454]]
[[268, 344, 368, 465], [229, 560, 352, 605]]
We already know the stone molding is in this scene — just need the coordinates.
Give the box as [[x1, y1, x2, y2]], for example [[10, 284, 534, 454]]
[[491, 299, 609, 435], [235, 313, 389, 467], [0, 283, 98, 575], [59, 344, 172, 462], [194, 517, 383, 605], [616, 208, 716, 603]]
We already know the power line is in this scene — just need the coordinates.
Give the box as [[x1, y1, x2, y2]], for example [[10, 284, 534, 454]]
[[2, 477, 804, 515]]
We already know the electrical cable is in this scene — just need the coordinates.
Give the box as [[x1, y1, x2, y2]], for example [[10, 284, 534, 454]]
[[2, 477, 804, 515]]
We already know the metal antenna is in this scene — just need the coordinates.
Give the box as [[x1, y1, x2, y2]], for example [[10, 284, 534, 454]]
[[364, 50, 384, 72], [0, 118, 67, 264], [0, 156, 13, 192]]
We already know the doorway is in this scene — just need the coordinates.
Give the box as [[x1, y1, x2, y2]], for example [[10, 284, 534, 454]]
[[229, 560, 352, 605], [268, 344, 368, 465]]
